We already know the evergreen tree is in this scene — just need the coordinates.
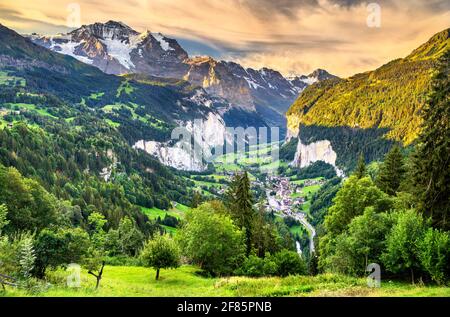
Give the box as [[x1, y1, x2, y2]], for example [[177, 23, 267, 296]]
[[376, 146, 406, 195], [412, 50, 450, 230], [223, 173, 240, 210], [354, 153, 367, 179], [233, 172, 255, 256]]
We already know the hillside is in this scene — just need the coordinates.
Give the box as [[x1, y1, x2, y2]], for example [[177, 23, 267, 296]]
[[0, 23, 218, 232], [285, 28, 449, 170]]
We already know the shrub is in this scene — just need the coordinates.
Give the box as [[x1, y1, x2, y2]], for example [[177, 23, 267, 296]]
[[418, 228, 450, 285], [236, 255, 277, 277], [273, 250, 307, 277]]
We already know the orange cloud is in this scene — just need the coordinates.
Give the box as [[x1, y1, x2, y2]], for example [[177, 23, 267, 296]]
[[0, 0, 448, 76]]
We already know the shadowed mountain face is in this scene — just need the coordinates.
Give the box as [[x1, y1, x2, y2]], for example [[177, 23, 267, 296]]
[[27, 21, 337, 132]]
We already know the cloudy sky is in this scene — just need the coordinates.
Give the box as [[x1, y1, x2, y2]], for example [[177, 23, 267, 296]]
[[0, 0, 448, 77]]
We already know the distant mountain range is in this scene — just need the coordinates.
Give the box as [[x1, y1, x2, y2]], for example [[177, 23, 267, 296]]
[[27, 20, 337, 129]]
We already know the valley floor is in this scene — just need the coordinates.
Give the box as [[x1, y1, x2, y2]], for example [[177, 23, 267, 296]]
[[2, 266, 449, 297]]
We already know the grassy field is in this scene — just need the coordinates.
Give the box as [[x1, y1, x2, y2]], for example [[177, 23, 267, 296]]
[[105, 118, 120, 128], [291, 182, 322, 201], [101, 102, 167, 131], [89, 92, 105, 100], [2, 266, 449, 297], [4, 103, 56, 118], [116, 80, 134, 97], [291, 177, 324, 185], [212, 142, 283, 174], [0, 71, 26, 87], [140, 204, 189, 221]]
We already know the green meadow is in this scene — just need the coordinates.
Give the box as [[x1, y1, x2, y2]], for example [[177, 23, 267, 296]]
[[3, 266, 449, 297]]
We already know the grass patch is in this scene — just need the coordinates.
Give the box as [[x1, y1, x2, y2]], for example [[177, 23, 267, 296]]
[[291, 177, 324, 185], [89, 92, 105, 100], [140, 204, 190, 221], [105, 119, 120, 128], [0, 71, 26, 87], [116, 80, 135, 97], [3, 267, 449, 297], [3, 103, 56, 118]]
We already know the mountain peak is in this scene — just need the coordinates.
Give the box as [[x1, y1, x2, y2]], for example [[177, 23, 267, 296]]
[[70, 20, 139, 40], [104, 20, 132, 29], [307, 69, 337, 80]]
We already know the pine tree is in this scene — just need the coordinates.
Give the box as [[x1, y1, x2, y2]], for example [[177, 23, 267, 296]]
[[224, 173, 240, 210], [412, 50, 450, 230], [354, 153, 367, 179], [376, 146, 406, 195], [225, 172, 255, 255]]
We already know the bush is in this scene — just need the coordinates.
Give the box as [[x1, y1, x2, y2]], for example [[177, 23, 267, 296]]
[[273, 250, 307, 277], [381, 210, 426, 283], [418, 228, 450, 285], [34, 227, 90, 277], [103, 255, 141, 266], [0, 235, 22, 276], [236, 255, 277, 277]]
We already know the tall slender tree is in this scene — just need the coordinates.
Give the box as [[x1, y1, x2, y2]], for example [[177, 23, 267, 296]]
[[376, 146, 406, 195], [412, 50, 450, 230], [354, 153, 367, 179], [225, 172, 255, 255]]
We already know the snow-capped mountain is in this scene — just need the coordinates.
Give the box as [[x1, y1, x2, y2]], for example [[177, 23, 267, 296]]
[[28, 21, 337, 132], [29, 21, 189, 76]]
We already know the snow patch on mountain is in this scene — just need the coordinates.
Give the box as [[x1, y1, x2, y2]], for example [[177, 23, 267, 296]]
[[50, 39, 94, 65], [188, 89, 213, 108], [299, 76, 318, 85], [101, 37, 137, 69], [152, 33, 174, 51], [244, 77, 264, 90]]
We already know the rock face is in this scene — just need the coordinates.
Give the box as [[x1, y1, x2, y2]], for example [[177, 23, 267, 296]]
[[292, 138, 344, 177], [133, 112, 230, 171], [184, 57, 256, 111], [134, 139, 205, 171], [28, 21, 336, 132]]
